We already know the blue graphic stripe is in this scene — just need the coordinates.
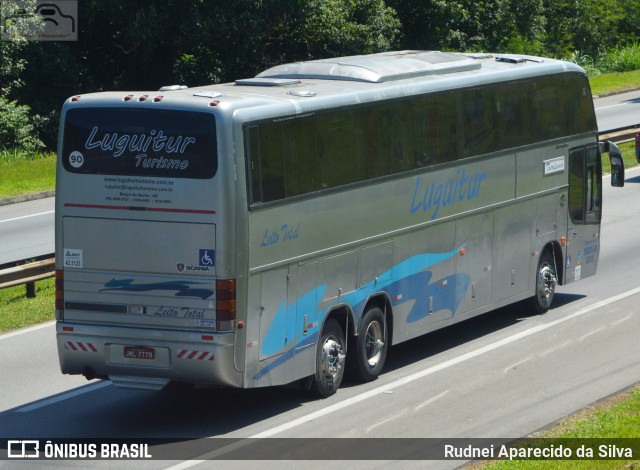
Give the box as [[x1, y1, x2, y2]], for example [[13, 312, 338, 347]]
[[253, 246, 469, 381], [101, 279, 214, 300]]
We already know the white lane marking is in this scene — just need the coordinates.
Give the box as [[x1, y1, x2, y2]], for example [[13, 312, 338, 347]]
[[413, 389, 450, 412], [610, 313, 633, 327], [0, 321, 55, 340], [166, 286, 640, 468], [594, 103, 628, 110], [539, 339, 572, 358], [502, 355, 534, 374], [578, 325, 606, 342], [0, 210, 54, 224], [16, 381, 111, 413], [365, 409, 409, 434]]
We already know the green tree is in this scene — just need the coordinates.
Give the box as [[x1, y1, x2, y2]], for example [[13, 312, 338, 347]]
[[0, 41, 26, 97], [617, 0, 640, 44], [388, 0, 545, 53], [295, 0, 400, 58], [175, 0, 400, 84], [543, 0, 626, 57], [0, 0, 45, 151]]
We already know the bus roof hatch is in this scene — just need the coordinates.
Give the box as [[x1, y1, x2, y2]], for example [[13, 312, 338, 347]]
[[256, 50, 481, 83]]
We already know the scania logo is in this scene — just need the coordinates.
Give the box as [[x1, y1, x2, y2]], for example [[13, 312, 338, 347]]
[[186, 266, 211, 272], [176, 263, 210, 272]]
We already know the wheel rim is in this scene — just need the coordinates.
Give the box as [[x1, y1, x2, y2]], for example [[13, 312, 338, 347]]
[[537, 263, 556, 307], [320, 336, 345, 382], [364, 321, 384, 367]]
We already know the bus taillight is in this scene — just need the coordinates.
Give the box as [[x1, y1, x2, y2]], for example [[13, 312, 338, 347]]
[[55, 269, 64, 320], [216, 279, 236, 331]]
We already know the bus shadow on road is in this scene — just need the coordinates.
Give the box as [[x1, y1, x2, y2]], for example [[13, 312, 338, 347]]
[[360, 292, 587, 380], [0, 378, 317, 441], [623, 175, 640, 184]]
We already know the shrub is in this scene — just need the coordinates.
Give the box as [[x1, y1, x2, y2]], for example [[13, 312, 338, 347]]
[[599, 42, 640, 72], [567, 42, 640, 76], [0, 97, 43, 153]]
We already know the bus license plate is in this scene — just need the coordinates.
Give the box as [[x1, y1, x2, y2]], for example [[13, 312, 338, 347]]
[[124, 346, 155, 360]]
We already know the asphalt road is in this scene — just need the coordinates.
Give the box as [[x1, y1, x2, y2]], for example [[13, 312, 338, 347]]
[[0, 197, 54, 265], [594, 89, 640, 131], [1, 169, 640, 469]]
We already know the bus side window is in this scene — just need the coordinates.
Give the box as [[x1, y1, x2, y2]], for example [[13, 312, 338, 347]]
[[259, 121, 286, 202], [282, 117, 319, 197], [413, 99, 427, 167], [425, 93, 458, 165], [531, 77, 567, 141], [569, 146, 601, 224], [497, 82, 532, 150], [585, 146, 601, 223], [461, 87, 497, 158], [389, 101, 415, 173], [566, 76, 598, 135], [246, 126, 263, 204], [366, 106, 392, 178], [569, 148, 585, 222], [317, 112, 366, 189]]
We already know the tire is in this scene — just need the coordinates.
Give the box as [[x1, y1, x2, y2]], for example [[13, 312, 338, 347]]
[[530, 250, 557, 314], [309, 319, 346, 398], [351, 307, 388, 382]]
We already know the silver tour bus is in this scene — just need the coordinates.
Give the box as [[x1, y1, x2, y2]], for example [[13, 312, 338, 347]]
[[55, 51, 624, 397]]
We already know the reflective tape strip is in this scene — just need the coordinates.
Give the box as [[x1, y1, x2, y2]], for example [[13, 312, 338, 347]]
[[177, 349, 214, 361], [66, 341, 97, 352]]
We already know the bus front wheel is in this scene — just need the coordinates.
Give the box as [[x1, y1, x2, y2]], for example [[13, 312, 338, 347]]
[[531, 250, 557, 314], [310, 319, 346, 398], [351, 307, 388, 382]]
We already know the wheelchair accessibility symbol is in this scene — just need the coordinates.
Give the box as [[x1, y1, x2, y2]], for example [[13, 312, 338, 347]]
[[199, 249, 215, 267]]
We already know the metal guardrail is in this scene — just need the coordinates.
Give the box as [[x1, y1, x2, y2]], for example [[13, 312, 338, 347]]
[[600, 126, 639, 144], [0, 256, 55, 298]]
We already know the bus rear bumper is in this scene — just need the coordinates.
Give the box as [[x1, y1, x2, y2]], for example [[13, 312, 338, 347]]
[[56, 322, 242, 390]]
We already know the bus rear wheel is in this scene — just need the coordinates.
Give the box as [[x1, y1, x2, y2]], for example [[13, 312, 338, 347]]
[[531, 250, 556, 314], [351, 307, 387, 382], [310, 319, 346, 398]]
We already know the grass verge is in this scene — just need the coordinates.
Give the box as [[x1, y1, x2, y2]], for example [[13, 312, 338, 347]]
[[0, 278, 55, 333], [0, 151, 56, 199], [590, 70, 640, 97], [476, 386, 640, 469]]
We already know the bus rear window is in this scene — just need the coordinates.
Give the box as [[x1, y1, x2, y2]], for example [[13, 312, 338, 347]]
[[62, 108, 217, 179]]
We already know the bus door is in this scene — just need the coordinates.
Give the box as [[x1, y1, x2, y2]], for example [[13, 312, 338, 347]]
[[566, 146, 601, 283]]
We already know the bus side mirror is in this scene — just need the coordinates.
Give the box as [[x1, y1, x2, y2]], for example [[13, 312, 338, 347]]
[[600, 141, 625, 187], [610, 155, 624, 187]]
